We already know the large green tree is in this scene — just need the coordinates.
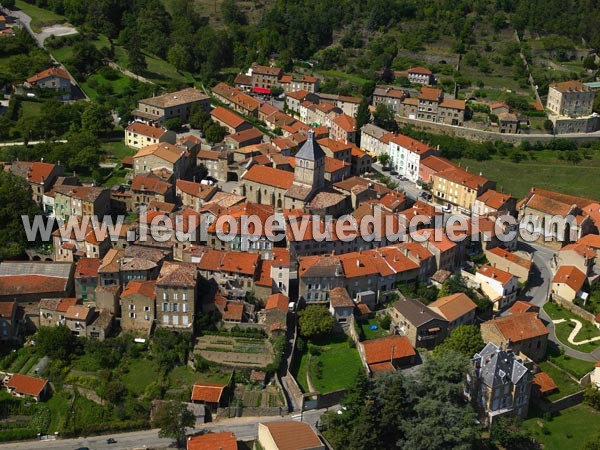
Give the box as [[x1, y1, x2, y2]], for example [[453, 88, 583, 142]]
[[298, 306, 334, 340], [0, 171, 40, 260], [152, 401, 195, 442], [433, 325, 485, 358], [81, 103, 113, 136]]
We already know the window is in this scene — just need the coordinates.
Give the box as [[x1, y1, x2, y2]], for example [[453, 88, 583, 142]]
[[173, 292, 178, 300]]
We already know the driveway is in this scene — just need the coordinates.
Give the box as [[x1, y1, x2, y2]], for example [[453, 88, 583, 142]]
[[519, 240, 600, 361]]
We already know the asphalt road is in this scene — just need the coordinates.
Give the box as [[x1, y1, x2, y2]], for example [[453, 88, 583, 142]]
[[0, 409, 329, 450]]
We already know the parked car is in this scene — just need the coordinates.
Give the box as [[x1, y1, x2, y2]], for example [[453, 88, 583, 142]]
[[107, 438, 117, 444]]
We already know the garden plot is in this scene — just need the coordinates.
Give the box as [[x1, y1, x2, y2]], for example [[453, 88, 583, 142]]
[[195, 335, 274, 368]]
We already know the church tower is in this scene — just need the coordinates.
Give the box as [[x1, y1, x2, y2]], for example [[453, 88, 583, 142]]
[[293, 130, 325, 191]]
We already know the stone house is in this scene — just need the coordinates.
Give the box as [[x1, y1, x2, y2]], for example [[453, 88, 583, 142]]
[[551, 265, 587, 302], [476, 264, 518, 311], [120, 280, 156, 333], [6, 161, 64, 206], [125, 122, 176, 149], [132, 87, 210, 125], [132, 142, 188, 179], [155, 262, 198, 331], [428, 293, 477, 331], [390, 297, 448, 350]]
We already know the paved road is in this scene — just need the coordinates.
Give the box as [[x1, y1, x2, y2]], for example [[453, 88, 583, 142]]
[[0, 409, 329, 450], [0, 139, 68, 147], [370, 162, 421, 200], [519, 240, 600, 361]]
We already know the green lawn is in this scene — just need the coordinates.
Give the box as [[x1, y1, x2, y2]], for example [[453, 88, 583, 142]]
[[113, 45, 194, 84], [292, 335, 363, 394], [103, 141, 134, 161], [51, 34, 109, 66], [546, 346, 597, 380], [168, 365, 231, 389], [523, 404, 600, 449], [360, 319, 389, 340], [122, 359, 160, 396], [46, 394, 70, 433], [458, 151, 600, 201], [537, 361, 582, 402], [80, 69, 131, 101], [20, 100, 43, 118], [15, 0, 66, 32], [543, 302, 600, 354]]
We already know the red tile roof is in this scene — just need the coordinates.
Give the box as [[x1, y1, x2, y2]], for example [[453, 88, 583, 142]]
[[187, 432, 237, 450], [362, 335, 416, 365], [7, 374, 48, 397], [508, 300, 538, 315], [389, 134, 432, 155], [436, 166, 490, 191], [131, 175, 172, 195], [191, 383, 226, 403], [133, 143, 184, 165], [75, 258, 101, 279], [440, 99, 466, 110], [126, 122, 167, 139], [226, 127, 263, 143], [551, 80, 591, 93], [0, 275, 70, 296], [0, 301, 16, 318], [476, 264, 516, 286], [408, 66, 433, 75], [266, 293, 289, 312], [533, 371, 558, 394], [552, 265, 587, 292], [418, 87, 442, 102], [26, 67, 70, 84], [483, 312, 548, 343], [121, 280, 156, 299], [487, 247, 532, 270], [332, 114, 356, 133], [242, 164, 294, 190], [261, 421, 322, 450], [211, 106, 247, 129], [25, 162, 59, 185], [428, 293, 476, 323], [329, 287, 354, 308], [195, 249, 259, 276], [476, 189, 514, 210]]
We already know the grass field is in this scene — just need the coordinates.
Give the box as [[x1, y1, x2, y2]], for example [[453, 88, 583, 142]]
[[543, 302, 600, 354], [361, 319, 389, 340], [292, 335, 362, 394], [523, 404, 600, 449], [168, 365, 231, 388], [546, 346, 597, 380], [113, 45, 194, 84], [103, 141, 134, 161], [457, 150, 600, 200], [122, 359, 160, 396], [537, 361, 582, 402], [15, 0, 66, 32]]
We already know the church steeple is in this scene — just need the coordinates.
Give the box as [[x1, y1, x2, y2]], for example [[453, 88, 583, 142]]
[[293, 130, 325, 190]]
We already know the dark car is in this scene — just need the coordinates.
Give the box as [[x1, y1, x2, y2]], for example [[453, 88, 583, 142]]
[[107, 438, 117, 444], [75, 447, 90, 450]]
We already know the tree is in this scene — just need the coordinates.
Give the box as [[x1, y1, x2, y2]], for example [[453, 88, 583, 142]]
[[189, 107, 210, 130], [152, 401, 195, 443], [127, 41, 147, 73], [355, 97, 371, 138], [373, 103, 397, 131], [585, 387, 600, 410], [490, 416, 540, 450], [167, 43, 190, 72], [104, 380, 127, 404], [203, 122, 227, 144], [164, 117, 182, 131], [81, 103, 113, 136], [0, 171, 40, 260], [543, 119, 554, 132], [298, 306, 333, 340], [433, 325, 485, 357], [35, 326, 78, 361], [378, 152, 390, 168]]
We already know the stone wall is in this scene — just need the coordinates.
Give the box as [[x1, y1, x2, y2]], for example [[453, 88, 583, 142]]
[[551, 296, 598, 323], [216, 406, 283, 418], [395, 116, 600, 144], [536, 390, 585, 413]]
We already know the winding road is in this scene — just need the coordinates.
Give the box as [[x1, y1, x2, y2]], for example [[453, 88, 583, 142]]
[[519, 240, 600, 361]]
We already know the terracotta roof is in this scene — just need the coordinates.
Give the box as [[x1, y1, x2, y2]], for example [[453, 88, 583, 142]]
[[550, 80, 591, 93], [440, 99, 466, 110], [121, 280, 156, 299], [428, 293, 477, 323], [126, 122, 167, 139], [0, 301, 16, 318], [75, 258, 101, 278], [552, 265, 586, 292], [287, 89, 310, 101], [139, 87, 209, 109], [266, 293, 289, 312], [195, 249, 259, 276], [578, 234, 600, 249], [409, 67, 433, 75], [508, 300, 538, 315], [65, 304, 92, 321], [260, 421, 322, 450], [212, 83, 260, 112], [520, 188, 593, 216], [362, 335, 416, 365], [490, 102, 509, 111], [133, 142, 183, 165], [484, 312, 548, 343], [402, 98, 419, 106], [53, 185, 107, 203], [131, 175, 172, 195], [436, 166, 490, 191], [368, 361, 396, 373], [221, 301, 244, 321], [26, 67, 70, 84], [418, 87, 442, 102], [0, 274, 71, 296], [487, 247, 532, 270], [477, 264, 516, 286], [329, 287, 354, 308], [476, 189, 514, 210], [226, 127, 263, 143], [7, 374, 48, 397], [252, 64, 282, 77], [388, 134, 431, 156], [234, 73, 252, 85], [176, 179, 216, 199], [533, 371, 558, 394], [187, 432, 237, 450], [13, 161, 59, 185], [157, 262, 197, 287], [191, 383, 226, 403], [332, 113, 356, 133], [211, 106, 248, 129], [242, 164, 294, 190]]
